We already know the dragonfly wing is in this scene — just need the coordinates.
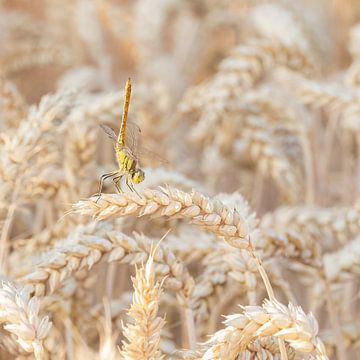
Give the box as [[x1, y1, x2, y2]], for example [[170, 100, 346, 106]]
[[125, 121, 141, 154], [136, 145, 168, 165], [100, 124, 118, 143], [125, 122, 167, 165]]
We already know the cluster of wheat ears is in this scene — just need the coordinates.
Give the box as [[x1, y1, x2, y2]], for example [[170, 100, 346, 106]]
[[1, 1, 360, 359]]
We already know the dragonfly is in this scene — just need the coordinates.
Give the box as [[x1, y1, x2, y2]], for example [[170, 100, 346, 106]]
[[96, 78, 145, 200]]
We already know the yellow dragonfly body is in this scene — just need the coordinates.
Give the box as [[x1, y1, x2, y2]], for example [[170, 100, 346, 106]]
[[97, 78, 145, 199]]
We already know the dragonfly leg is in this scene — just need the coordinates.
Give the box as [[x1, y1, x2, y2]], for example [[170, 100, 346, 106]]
[[125, 176, 133, 192], [113, 175, 123, 193], [126, 176, 140, 197], [95, 171, 118, 202]]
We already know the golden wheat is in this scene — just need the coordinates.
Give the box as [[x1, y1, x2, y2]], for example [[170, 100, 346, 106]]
[[1, 1, 360, 359]]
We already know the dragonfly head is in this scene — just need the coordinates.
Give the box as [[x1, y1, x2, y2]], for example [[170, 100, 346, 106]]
[[131, 168, 145, 184]]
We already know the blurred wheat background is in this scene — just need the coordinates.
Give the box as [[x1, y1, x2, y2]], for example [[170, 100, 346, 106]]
[[1, 0, 360, 359]]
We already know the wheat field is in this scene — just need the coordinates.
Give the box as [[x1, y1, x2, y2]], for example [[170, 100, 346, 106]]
[[0, 1, 360, 359]]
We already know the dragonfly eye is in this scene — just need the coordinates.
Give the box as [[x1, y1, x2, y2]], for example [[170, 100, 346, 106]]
[[132, 169, 145, 184]]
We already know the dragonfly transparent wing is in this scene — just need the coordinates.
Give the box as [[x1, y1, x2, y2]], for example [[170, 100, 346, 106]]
[[126, 122, 167, 165], [125, 121, 141, 154], [136, 145, 168, 165], [100, 122, 167, 165], [100, 124, 118, 143]]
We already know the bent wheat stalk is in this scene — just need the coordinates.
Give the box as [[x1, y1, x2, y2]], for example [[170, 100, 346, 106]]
[[72, 187, 293, 359]]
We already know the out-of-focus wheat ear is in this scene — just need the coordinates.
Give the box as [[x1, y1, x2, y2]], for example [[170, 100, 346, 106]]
[[0, 282, 52, 360], [323, 236, 360, 281], [241, 115, 300, 203], [345, 61, 360, 86], [92, 299, 121, 360], [226, 337, 300, 360], [259, 228, 321, 267], [292, 76, 360, 121], [64, 228, 194, 348], [0, 90, 77, 272], [9, 220, 69, 277], [0, 330, 29, 358], [202, 299, 328, 360], [192, 246, 232, 332], [119, 247, 165, 360], [0, 78, 27, 130], [320, 323, 360, 357], [18, 223, 195, 347], [0, 38, 72, 77], [0, 89, 78, 206], [170, 349, 203, 359], [249, 4, 313, 55], [63, 119, 98, 201], [178, 39, 315, 146], [193, 246, 264, 336], [261, 205, 360, 246], [348, 22, 360, 62], [43, 325, 67, 360]]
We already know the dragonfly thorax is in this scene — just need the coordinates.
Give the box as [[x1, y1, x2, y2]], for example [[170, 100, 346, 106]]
[[117, 148, 136, 172], [117, 148, 145, 184]]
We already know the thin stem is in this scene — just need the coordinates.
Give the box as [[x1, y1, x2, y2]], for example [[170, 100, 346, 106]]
[[64, 318, 75, 360], [184, 307, 196, 350], [248, 243, 288, 360], [320, 114, 339, 202], [252, 168, 265, 213], [321, 268, 347, 360], [300, 129, 315, 204], [106, 262, 116, 300], [0, 179, 21, 273]]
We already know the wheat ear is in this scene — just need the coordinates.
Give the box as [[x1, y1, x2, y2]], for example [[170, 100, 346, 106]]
[[119, 245, 165, 360]]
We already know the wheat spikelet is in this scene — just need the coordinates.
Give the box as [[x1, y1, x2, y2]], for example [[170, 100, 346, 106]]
[[290, 76, 360, 134], [296, 79, 360, 114], [321, 324, 360, 356], [261, 206, 360, 245], [259, 228, 321, 267], [19, 223, 194, 316], [0, 39, 71, 76], [323, 236, 360, 281], [0, 79, 27, 130], [0, 90, 77, 203], [63, 119, 98, 200], [180, 39, 313, 121], [236, 337, 300, 360], [73, 187, 252, 249], [248, 3, 314, 58], [119, 248, 165, 360], [0, 282, 52, 359], [0, 90, 77, 272], [203, 299, 327, 360], [345, 61, 360, 86], [348, 22, 360, 61], [240, 115, 299, 202]]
